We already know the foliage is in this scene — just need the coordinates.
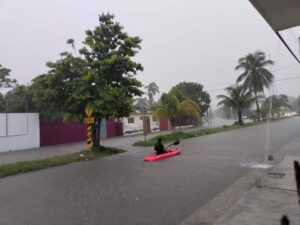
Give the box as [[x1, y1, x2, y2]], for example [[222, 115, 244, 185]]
[[261, 94, 291, 118], [2, 84, 60, 118], [235, 51, 274, 118], [4, 85, 32, 113], [151, 87, 202, 129], [32, 53, 87, 120], [0, 64, 17, 89], [0, 147, 125, 179], [286, 96, 298, 113], [32, 13, 143, 148], [217, 85, 255, 125], [135, 97, 150, 113], [145, 82, 159, 106], [173, 82, 211, 113]]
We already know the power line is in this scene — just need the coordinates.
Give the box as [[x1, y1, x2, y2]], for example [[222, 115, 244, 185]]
[[205, 63, 300, 90], [206, 76, 300, 93], [270, 63, 300, 72], [275, 76, 300, 82]]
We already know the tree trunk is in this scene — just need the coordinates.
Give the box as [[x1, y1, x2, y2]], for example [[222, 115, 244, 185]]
[[148, 91, 153, 106], [254, 90, 261, 121], [237, 110, 243, 125], [92, 118, 101, 150], [170, 117, 176, 132]]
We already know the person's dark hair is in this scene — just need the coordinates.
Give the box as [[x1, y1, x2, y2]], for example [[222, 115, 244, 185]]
[[157, 137, 162, 142]]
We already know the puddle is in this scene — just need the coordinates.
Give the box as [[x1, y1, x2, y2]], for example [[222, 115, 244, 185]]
[[240, 162, 273, 169]]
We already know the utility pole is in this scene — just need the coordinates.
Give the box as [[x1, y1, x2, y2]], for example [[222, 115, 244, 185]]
[[142, 107, 147, 141]]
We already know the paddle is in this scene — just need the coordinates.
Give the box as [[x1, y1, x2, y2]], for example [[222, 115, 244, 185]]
[[165, 140, 180, 150]]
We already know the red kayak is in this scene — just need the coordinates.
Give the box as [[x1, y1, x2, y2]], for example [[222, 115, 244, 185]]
[[144, 147, 181, 162]]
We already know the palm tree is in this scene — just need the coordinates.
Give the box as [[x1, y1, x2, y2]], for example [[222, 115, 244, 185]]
[[145, 82, 160, 106], [151, 89, 201, 130], [217, 85, 255, 125], [135, 97, 150, 113], [235, 51, 274, 119]]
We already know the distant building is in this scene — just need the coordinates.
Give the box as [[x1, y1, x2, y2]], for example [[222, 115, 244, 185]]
[[123, 112, 160, 135]]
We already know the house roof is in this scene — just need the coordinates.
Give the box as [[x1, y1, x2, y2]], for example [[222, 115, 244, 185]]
[[249, 0, 300, 31], [249, 0, 300, 63]]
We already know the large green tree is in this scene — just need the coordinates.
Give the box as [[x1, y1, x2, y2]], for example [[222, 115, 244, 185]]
[[0, 64, 17, 89], [32, 13, 143, 149], [145, 82, 159, 106], [217, 85, 255, 125], [152, 88, 202, 129], [235, 51, 274, 119], [4, 85, 34, 113], [173, 82, 211, 113]]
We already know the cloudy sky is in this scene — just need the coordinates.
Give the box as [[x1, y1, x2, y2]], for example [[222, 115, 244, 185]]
[[0, 0, 300, 107]]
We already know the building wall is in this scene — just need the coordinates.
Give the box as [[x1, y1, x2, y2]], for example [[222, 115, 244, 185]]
[[40, 118, 122, 146], [40, 120, 86, 146], [107, 118, 123, 138], [0, 113, 40, 152], [123, 113, 160, 135], [159, 117, 169, 131]]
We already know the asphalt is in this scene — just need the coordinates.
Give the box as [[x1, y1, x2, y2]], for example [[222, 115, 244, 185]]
[[0, 117, 299, 225]]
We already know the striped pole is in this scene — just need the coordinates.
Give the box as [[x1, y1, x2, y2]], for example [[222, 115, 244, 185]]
[[84, 107, 94, 152], [87, 122, 93, 152]]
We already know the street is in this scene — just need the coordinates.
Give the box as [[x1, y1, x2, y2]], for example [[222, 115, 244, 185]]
[[0, 117, 299, 225]]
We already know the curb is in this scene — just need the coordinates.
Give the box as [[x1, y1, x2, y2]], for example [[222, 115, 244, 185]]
[[179, 171, 264, 225]]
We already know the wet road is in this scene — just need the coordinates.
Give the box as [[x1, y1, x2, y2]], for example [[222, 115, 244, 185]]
[[0, 117, 299, 225]]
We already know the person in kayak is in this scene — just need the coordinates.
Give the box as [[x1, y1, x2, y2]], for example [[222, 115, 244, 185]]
[[154, 137, 167, 155]]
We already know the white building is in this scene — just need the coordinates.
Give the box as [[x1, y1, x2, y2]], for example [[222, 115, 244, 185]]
[[123, 112, 159, 135]]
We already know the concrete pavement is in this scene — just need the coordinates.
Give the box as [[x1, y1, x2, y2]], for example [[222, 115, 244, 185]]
[[212, 155, 300, 225], [181, 131, 300, 225]]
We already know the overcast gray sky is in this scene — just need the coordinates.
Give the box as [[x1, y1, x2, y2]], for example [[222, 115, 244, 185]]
[[0, 0, 300, 107]]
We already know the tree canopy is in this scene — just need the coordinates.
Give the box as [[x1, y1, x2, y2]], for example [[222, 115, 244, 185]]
[[173, 82, 210, 113], [32, 13, 143, 148], [0, 64, 17, 89], [261, 94, 291, 118], [217, 85, 255, 125], [145, 82, 159, 106], [135, 97, 150, 114], [152, 87, 202, 129]]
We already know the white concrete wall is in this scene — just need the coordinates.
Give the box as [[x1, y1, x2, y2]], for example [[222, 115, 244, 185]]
[[123, 113, 159, 135], [0, 113, 40, 152]]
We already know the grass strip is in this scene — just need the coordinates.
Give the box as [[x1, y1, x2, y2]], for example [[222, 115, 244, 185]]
[[0, 147, 125, 179], [133, 120, 273, 147]]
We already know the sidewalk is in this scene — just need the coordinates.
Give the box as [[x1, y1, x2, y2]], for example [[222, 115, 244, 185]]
[[180, 155, 300, 225], [213, 155, 300, 225], [0, 121, 223, 165]]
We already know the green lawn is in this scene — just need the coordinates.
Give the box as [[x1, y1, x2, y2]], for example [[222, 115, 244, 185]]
[[133, 120, 268, 147], [0, 147, 125, 179]]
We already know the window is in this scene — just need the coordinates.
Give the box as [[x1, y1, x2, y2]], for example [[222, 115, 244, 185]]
[[127, 117, 134, 123]]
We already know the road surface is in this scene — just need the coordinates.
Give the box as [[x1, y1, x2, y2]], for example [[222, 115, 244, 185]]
[[0, 117, 299, 225]]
